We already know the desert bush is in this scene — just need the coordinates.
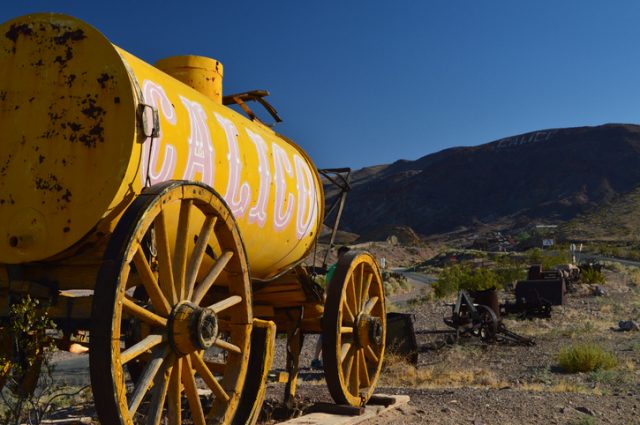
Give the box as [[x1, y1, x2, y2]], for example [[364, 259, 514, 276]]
[[587, 368, 619, 385], [581, 268, 606, 284], [382, 271, 410, 296], [380, 354, 501, 389], [601, 261, 624, 273], [526, 248, 570, 269], [1, 296, 55, 424], [0, 296, 89, 425], [494, 257, 526, 288], [558, 344, 617, 373], [432, 265, 497, 298], [625, 268, 640, 287]]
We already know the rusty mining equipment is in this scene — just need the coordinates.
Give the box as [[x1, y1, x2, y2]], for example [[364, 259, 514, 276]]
[[0, 13, 386, 424]]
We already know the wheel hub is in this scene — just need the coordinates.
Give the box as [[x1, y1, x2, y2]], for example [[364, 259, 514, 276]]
[[355, 314, 383, 348], [168, 301, 219, 354]]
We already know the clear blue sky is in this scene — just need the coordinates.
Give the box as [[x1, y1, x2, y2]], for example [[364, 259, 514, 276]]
[[2, 1, 640, 169]]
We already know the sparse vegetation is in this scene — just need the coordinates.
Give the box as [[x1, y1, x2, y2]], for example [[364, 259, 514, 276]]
[[581, 268, 606, 284], [382, 271, 411, 296], [558, 344, 617, 373], [0, 296, 91, 425], [525, 248, 570, 269], [432, 264, 498, 298], [494, 256, 526, 287], [380, 354, 504, 389]]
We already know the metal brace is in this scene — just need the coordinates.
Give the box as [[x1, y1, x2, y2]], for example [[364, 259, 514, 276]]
[[223, 90, 282, 126]]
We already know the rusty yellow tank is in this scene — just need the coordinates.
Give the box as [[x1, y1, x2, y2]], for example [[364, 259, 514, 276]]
[[0, 13, 323, 279]]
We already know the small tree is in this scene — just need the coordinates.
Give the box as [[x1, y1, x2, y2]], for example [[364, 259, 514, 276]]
[[0, 296, 57, 425], [433, 265, 499, 298]]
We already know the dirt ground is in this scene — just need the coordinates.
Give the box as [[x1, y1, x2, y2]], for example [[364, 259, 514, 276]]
[[32, 262, 640, 425], [264, 268, 640, 425]]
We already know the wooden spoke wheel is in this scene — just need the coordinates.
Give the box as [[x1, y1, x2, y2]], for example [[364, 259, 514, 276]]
[[322, 251, 386, 407], [477, 305, 498, 342], [90, 181, 252, 425]]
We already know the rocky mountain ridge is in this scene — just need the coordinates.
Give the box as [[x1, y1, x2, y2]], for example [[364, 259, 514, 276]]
[[333, 123, 640, 237]]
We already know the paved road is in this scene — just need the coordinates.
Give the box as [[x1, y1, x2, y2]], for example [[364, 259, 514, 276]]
[[387, 268, 435, 305], [51, 352, 90, 387], [581, 254, 640, 268]]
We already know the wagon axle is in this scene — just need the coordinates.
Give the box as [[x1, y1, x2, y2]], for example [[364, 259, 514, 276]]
[[168, 301, 220, 354], [355, 313, 384, 349]]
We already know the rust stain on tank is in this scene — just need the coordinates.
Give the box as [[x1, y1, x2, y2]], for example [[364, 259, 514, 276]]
[[97, 73, 112, 89], [54, 46, 74, 67], [0, 154, 12, 176], [79, 124, 104, 147], [35, 174, 64, 192], [81, 97, 105, 119], [54, 29, 85, 45], [65, 74, 76, 88], [5, 23, 32, 43]]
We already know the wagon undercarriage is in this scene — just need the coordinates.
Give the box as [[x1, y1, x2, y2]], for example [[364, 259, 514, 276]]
[[0, 181, 386, 424]]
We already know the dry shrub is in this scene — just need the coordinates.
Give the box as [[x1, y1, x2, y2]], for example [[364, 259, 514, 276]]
[[581, 268, 606, 284], [627, 269, 640, 287], [380, 354, 503, 389], [558, 344, 617, 373]]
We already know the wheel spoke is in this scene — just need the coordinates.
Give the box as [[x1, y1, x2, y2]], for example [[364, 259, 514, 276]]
[[121, 334, 166, 365], [364, 345, 379, 364], [182, 356, 207, 425], [207, 295, 242, 314], [167, 358, 182, 425], [357, 264, 364, 308], [133, 247, 171, 316], [173, 200, 192, 301], [190, 353, 230, 402], [347, 276, 358, 314], [360, 273, 373, 310], [343, 347, 355, 381], [155, 210, 177, 304], [128, 345, 171, 416], [363, 296, 379, 315], [340, 326, 353, 335], [192, 251, 234, 305], [213, 338, 242, 354], [340, 342, 353, 363], [352, 266, 361, 312], [123, 298, 167, 328], [359, 349, 370, 388], [185, 216, 217, 301], [342, 301, 355, 325], [146, 354, 174, 425], [349, 350, 359, 395]]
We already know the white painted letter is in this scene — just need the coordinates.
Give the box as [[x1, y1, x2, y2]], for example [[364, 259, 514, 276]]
[[294, 155, 318, 239], [181, 97, 214, 186], [215, 113, 251, 217], [246, 129, 270, 227], [272, 143, 294, 231], [141, 80, 177, 185]]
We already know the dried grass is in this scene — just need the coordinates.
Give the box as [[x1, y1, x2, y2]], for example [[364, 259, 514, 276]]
[[380, 354, 506, 389]]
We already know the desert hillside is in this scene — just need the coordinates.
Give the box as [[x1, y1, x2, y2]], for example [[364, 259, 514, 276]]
[[332, 123, 640, 237]]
